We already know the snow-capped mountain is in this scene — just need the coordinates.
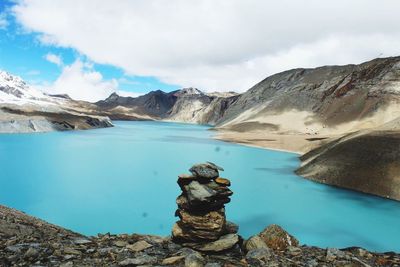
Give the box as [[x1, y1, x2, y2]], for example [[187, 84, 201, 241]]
[[0, 71, 53, 105], [173, 87, 204, 97], [0, 70, 112, 133]]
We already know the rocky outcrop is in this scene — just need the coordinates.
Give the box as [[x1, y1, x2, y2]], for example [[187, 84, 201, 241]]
[[172, 162, 240, 252], [167, 93, 239, 125], [296, 129, 400, 201], [0, 107, 113, 133]]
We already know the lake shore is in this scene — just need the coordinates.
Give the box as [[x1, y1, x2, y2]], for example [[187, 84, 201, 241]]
[[1, 204, 399, 266], [213, 129, 335, 155]]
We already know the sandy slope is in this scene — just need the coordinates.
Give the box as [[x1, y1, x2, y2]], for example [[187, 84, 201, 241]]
[[296, 129, 400, 201]]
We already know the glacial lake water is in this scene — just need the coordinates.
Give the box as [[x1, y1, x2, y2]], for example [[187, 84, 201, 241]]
[[0, 121, 399, 252]]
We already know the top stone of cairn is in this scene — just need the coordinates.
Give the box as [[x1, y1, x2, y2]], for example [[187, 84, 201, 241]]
[[189, 162, 224, 179]]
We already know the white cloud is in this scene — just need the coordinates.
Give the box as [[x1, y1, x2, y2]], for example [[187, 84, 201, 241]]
[[0, 13, 8, 29], [40, 59, 118, 102], [45, 53, 62, 66], [12, 0, 400, 92], [117, 90, 143, 98]]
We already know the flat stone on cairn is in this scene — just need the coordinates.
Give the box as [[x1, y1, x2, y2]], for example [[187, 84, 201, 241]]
[[172, 162, 240, 252]]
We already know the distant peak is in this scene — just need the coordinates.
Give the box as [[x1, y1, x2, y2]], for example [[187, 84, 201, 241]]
[[0, 70, 26, 86], [105, 92, 120, 101], [175, 87, 204, 96]]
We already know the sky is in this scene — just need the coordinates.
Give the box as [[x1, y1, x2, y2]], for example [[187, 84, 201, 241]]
[[1, 0, 400, 102]]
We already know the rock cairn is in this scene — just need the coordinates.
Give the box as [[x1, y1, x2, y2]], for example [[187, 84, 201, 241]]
[[172, 162, 240, 252]]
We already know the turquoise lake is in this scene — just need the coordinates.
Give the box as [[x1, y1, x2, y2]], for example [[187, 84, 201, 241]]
[[0, 121, 399, 252]]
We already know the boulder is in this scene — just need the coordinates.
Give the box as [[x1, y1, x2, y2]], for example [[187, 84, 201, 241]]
[[258, 224, 299, 251], [244, 235, 268, 251]]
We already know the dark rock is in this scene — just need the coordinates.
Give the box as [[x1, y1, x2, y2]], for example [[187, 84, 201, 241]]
[[246, 248, 272, 264], [205, 162, 224, 171], [177, 194, 230, 212], [185, 252, 205, 267], [189, 163, 220, 179], [73, 238, 92, 245], [24, 247, 39, 259], [205, 181, 233, 197], [118, 255, 158, 266], [178, 174, 198, 188], [223, 221, 239, 235]]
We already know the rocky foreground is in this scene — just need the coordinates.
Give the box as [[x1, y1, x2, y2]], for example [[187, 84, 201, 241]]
[[2, 162, 400, 266], [2, 205, 400, 267]]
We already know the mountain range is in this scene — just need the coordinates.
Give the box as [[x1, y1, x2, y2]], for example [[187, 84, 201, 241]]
[[1, 56, 400, 200]]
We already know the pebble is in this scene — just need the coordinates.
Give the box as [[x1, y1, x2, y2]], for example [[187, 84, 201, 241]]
[[126, 240, 153, 252], [185, 252, 205, 267], [162, 255, 185, 265], [114, 240, 128, 247], [119, 255, 158, 266]]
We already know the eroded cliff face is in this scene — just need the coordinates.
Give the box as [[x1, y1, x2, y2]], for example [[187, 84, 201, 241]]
[[215, 57, 400, 136], [296, 127, 400, 201], [167, 94, 239, 125]]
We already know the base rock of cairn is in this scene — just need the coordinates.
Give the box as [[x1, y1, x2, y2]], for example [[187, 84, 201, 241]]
[[172, 162, 241, 252]]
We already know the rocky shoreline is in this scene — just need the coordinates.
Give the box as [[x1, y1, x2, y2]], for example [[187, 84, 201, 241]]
[[1, 204, 400, 267], [2, 162, 400, 266]]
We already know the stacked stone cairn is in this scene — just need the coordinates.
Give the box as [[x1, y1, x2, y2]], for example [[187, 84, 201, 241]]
[[172, 162, 240, 252]]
